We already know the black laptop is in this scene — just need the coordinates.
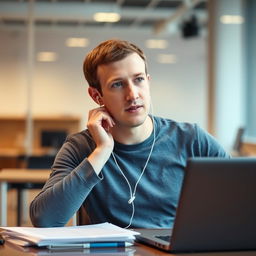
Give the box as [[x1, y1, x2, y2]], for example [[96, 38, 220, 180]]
[[135, 157, 256, 252]]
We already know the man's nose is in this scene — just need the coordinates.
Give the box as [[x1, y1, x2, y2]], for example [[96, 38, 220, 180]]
[[125, 83, 139, 101]]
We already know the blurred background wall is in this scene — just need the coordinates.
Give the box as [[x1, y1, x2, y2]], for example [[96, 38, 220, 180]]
[[0, 0, 255, 154], [0, 26, 207, 126]]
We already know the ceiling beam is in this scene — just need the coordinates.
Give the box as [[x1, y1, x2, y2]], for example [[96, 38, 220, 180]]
[[0, 1, 205, 23]]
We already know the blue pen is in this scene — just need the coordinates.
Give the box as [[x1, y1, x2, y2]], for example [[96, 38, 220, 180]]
[[47, 241, 133, 250]]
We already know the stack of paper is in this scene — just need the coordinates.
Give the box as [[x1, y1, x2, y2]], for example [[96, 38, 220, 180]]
[[0, 222, 139, 248]]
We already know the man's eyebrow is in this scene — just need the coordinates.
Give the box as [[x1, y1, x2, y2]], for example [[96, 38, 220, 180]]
[[108, 76, 123, 82], [107, 72, 146, 84], [133, 72, 145, 77]]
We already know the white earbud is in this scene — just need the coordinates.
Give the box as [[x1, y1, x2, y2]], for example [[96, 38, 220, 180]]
[[96, 96, 100, 105]]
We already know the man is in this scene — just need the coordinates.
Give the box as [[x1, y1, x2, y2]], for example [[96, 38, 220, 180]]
[[30, 39, 229, 228]]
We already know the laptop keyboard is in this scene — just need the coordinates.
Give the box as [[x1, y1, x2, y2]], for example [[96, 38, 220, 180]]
[[155, 235, 171, 242]]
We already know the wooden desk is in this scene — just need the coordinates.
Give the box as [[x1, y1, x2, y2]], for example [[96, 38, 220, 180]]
[[0, 169, 51, 226], [1, 241, 256, 256], [242, 142, 256, 156]]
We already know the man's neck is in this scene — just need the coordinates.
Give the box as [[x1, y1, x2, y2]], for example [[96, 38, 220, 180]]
[[111, 116, 153, 145]]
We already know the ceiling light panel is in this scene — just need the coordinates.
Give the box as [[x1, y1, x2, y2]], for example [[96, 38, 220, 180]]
[[93, 12, 121, 22], [157, 54, 177, 64], [66, 38, 89, 47], [37, 52, 57, 62], [220, 15, 244, 24], [145, 39, 168, 49]]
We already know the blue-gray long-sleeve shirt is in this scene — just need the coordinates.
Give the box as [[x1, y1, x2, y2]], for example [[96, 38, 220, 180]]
[[30, 116, 229, 228]]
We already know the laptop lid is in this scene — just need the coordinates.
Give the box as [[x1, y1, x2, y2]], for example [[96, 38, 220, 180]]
[[136, 157, 256, 252]]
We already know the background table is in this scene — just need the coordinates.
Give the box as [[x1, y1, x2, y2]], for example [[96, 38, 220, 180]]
[[0, 169, 51, 226]]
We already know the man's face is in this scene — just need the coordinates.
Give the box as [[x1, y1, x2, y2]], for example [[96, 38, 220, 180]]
[[97, 53, 151, 129]]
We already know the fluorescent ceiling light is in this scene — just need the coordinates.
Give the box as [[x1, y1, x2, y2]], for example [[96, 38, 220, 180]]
[[220, 15, 244, 24], [66, 38, 89, 47], [93, 12, 120, 22], [37, 52, 57, 62], [145, 39, 168, 49], [157, 54, 177, 64]]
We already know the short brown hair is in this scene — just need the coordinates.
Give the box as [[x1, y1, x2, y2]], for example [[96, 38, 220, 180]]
[[83, 39, 147, 93]]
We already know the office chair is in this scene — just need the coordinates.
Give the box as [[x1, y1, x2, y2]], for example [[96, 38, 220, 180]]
[[76, 206, 91, 226], [232, 127, 246, 156]]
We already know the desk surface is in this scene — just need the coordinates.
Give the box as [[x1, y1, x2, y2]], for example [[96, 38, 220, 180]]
[[1, 241, 256, 256], [0, 169, 51, 183]]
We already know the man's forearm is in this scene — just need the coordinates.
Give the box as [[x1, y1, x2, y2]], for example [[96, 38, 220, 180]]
[[29, 159, 101, 227]]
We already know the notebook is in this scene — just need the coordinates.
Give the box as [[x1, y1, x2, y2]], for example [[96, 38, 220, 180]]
[[135, 157, 256, 252]]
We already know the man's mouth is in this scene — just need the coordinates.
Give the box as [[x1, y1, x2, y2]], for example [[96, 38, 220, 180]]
[[125, 105, 143, 112]]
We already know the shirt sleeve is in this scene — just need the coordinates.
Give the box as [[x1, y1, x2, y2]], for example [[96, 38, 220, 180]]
[[194, 124, 230, 158], [29, 134, 102, 227]]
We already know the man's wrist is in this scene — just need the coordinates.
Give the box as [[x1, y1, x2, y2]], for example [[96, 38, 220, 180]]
[[87, 146, 112, 175]]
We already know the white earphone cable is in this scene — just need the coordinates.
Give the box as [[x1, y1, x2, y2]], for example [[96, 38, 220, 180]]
[[111, 115, 155, 228], [87, 101, 156, 229]]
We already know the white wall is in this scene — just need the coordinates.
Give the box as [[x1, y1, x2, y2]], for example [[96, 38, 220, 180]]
[[0, 26, 207, 133]]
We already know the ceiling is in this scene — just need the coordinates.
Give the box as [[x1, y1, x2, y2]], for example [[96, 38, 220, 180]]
[[0, 0, 207, 35]]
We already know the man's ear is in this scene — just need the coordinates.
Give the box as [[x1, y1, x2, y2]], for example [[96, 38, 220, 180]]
[[88, 87, 103, 106]]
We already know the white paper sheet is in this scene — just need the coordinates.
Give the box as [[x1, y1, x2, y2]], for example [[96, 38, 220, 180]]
[[0, 222, 139, 247]]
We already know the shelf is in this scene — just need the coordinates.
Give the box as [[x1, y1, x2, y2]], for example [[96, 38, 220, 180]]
[[0, 115, 81, 155]]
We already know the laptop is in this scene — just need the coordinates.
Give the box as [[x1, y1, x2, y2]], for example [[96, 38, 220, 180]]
[[135, 157, 256, 252]]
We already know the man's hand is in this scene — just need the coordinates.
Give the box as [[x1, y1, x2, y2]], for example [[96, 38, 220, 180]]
[[87, 106, 115, 149], [87, 107, 115, 175]]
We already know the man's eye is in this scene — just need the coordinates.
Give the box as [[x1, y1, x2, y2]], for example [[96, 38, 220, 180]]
[[135, 77, 144, 83], [112, 81, 123, 88]]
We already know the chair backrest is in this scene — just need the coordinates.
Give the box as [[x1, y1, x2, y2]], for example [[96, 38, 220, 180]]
[[76, 206, 91, 226], [232, 127, 245, 156], [41, 130, 67, 149]]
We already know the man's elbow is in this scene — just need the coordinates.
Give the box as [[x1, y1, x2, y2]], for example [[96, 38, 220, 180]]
[[29, 205, 63, 227]]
